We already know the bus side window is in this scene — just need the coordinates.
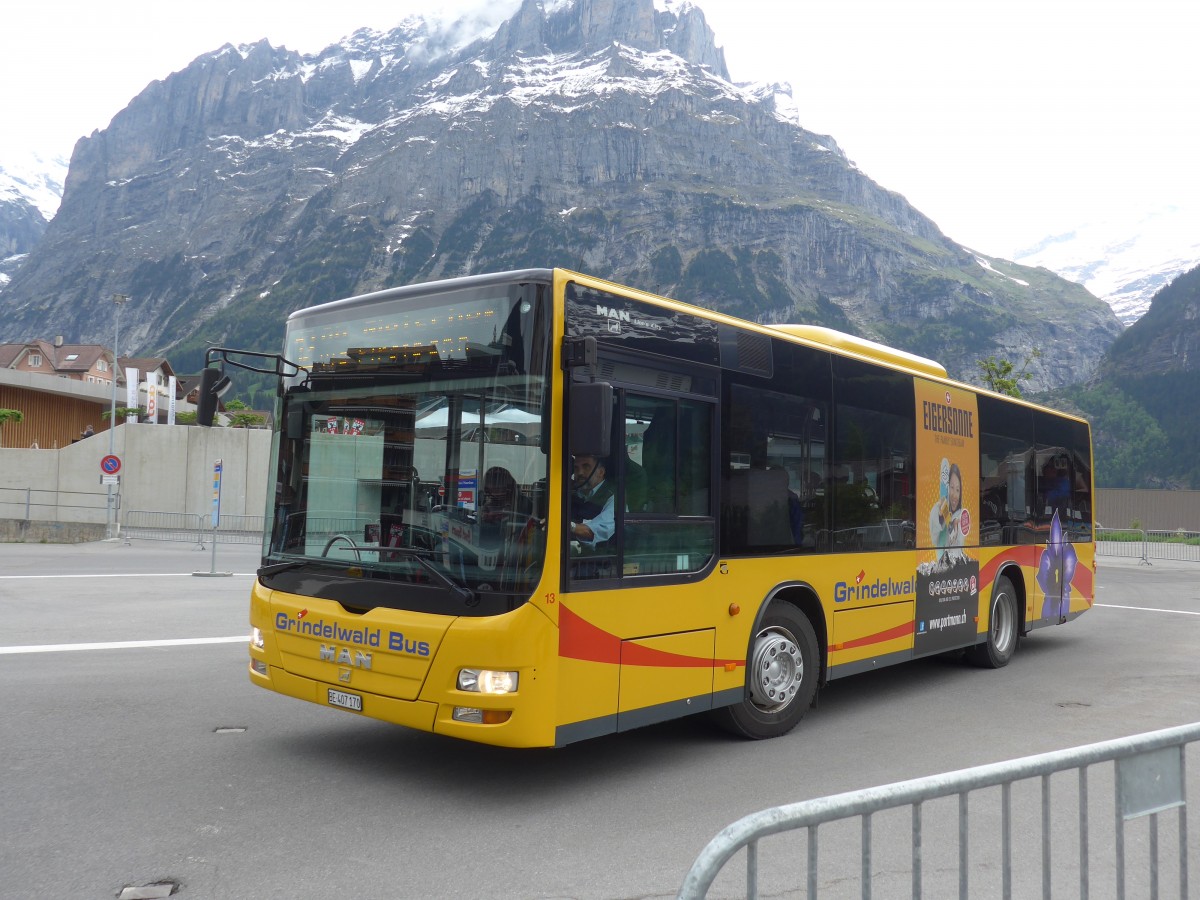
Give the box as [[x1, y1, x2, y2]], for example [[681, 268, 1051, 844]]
[[826, 357, 918, 551], [727, 467, 793, 546], [639, 407, 677, 512], [622, 393, 715, 577], [722, 384, 825, 554]]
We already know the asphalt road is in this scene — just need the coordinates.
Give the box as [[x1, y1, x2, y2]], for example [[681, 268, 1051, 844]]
[[1, 542, 1197, 899]]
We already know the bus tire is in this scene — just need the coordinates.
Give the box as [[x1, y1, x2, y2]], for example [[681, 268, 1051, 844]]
[[712, 602, 819, 740], [966, 574, 1019, 668]]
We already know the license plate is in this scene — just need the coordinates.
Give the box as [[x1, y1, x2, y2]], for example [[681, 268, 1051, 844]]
[[327, 688, 363, 712]]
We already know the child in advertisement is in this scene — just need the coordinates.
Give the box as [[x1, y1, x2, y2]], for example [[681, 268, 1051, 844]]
[[928, 457, 968, 563]]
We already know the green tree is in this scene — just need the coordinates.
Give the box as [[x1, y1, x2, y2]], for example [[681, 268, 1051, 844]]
[[227, 411, 267, 429], [102, 406, 146, 422], [0, 408, 24, 448], [976, 348, 1042, 398], [174, 411, 199, 425], [224, 399, 249, 412]]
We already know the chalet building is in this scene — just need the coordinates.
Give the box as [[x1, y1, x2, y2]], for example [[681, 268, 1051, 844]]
[[1, 337, 119, 387], [0, 339, 198, 449], [0, 339, 120, 448]]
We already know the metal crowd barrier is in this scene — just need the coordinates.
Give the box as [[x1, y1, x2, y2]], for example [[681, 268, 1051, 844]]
[[122, 510, 264, 546], [678, 721, 1199, 900], [211, 514, 267, 545], [1097, 528, 1200, 564], [1142, 530, 1200, 563], [0, 486, 111, 522]]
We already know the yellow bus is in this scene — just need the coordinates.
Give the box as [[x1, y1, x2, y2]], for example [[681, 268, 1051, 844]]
[[243, 268, 1095, 747]]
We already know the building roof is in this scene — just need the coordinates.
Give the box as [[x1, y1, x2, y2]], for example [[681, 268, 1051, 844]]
[[0, 340, 114, 375], [119, 357, 177, 378]]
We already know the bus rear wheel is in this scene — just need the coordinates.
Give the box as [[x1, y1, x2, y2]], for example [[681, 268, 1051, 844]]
[[713, 602, 819, 740], [966, 574, 1018, 668]]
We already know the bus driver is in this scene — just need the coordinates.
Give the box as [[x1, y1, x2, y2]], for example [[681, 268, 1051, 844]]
[[569, 454, 615, 549]]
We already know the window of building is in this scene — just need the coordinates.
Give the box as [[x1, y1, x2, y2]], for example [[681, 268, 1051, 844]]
[[28, 354, 42, 367]]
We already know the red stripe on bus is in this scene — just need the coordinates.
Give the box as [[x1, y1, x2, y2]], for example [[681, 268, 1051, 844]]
[[979, 545, 1040, 582], [979, 545, 1095, 601], [559, 605, 743, 668], [559, 604, 621, 664]]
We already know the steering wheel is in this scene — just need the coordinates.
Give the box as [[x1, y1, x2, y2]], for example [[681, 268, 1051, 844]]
[[321, 533, 363, 560]]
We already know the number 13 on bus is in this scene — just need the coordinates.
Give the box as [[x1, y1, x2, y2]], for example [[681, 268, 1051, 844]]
[[241, 268, 1093, 747]]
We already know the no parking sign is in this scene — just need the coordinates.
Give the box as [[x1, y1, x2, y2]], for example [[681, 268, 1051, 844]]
[[100, 454, 121, 485]]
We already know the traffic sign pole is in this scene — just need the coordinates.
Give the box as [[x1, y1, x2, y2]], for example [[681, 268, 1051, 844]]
[[100, 455, 123, 540], [194, 458, 231, 577]]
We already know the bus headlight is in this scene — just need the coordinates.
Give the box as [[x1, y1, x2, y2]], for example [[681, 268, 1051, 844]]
[[457, 668, 519, 694], [251, 627, 264, 650]]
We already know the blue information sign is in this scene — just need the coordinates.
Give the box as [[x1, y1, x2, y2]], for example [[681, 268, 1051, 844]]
[[211, 459, 223, 528]]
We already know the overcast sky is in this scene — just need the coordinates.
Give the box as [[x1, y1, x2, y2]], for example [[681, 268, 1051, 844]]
[[2, 0, 1196, 257]]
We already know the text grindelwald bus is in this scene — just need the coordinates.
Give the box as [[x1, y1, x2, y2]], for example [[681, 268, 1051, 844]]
[[244, 268, 1094, 747]]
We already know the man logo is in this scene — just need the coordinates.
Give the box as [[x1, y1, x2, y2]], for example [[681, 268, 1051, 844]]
[[595, 304, 631, 323], [320, 644, 373, 669]]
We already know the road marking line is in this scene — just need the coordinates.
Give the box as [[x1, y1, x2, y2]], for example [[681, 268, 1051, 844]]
[[1096, 603, 1200, 616], [0, 636, 248, 655]]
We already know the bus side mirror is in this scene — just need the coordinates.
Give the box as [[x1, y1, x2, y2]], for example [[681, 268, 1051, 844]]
[[196, 367, 231, 427], [569, 382, 612, 457], [286, 404, 305, 441]]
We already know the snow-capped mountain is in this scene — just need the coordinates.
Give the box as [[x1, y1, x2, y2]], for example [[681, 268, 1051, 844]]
[[0, 152, 67, 284], [1012, 205, 1200, 326], [0, 151, 66, 222], [0, 0, 1119, 389]]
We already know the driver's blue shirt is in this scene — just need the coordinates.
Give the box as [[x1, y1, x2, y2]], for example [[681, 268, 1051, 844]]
[[572, 480, 615, 547]]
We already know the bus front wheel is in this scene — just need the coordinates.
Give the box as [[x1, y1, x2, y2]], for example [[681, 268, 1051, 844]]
[[966, 574, 1018, 668], [713, 602, 819, 740]]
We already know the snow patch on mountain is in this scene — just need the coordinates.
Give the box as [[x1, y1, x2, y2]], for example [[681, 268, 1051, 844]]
[[973, 255, 1029, 286]]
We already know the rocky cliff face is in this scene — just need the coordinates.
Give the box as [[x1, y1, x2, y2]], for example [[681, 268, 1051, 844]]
[[1060, 264, 1200, 488], [0, 0, 1121, 388], [0, 196, 45, 261], [1102, 264, 1200, 377]]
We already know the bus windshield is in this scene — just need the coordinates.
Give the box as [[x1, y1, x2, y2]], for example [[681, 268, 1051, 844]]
[[261, 278, 552, 614]]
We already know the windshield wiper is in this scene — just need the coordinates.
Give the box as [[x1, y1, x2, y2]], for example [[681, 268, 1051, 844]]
[[257, 552, 476, 605], [258, 560, 307, 578], [385, 549, 477, 605]]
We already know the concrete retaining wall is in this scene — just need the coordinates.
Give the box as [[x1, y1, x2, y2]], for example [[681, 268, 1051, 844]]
[[0, 519, 107, 543], [0, 425, 272, 535]]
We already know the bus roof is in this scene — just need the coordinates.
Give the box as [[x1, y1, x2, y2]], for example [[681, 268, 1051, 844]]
[[770, 324, 948, 379], [287, 269, 554, 324], [284, 267, 1083, 426]]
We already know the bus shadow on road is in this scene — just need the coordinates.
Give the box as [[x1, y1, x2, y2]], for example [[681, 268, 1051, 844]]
[[255, 640, 1079, 802]]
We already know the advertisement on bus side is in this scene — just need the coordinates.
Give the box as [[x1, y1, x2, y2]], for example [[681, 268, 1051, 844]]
[[914, 379, 981, 656]]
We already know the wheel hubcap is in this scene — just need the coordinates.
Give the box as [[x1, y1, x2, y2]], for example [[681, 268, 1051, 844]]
[[749, 627, 804, 712], [993, 592, 1014, 653]]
